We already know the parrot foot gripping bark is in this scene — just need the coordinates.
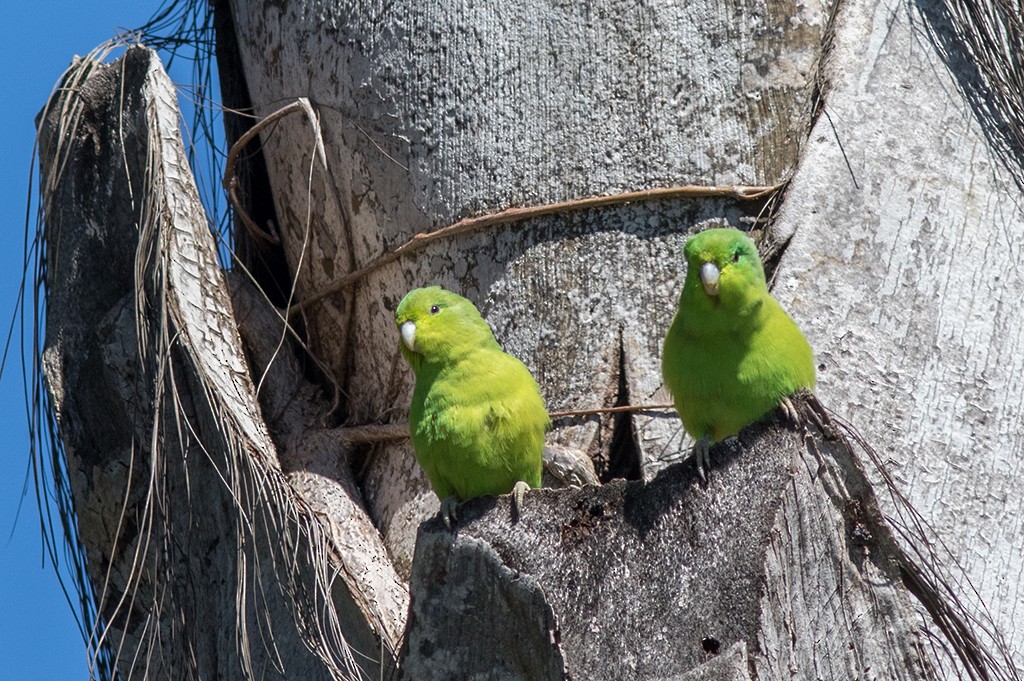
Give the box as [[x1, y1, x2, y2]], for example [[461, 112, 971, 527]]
[[693, 436, 712, 482], [779, 396, 802, 430], [439, 496, 460, 530], [510, 481, 531, 523]]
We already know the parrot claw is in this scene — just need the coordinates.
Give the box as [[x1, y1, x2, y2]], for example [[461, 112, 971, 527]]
[[439, 496, 459, 530], [511, 481, 531, 523], [803, 394, 839, 440], [780, 396, 802, 428], [693, 436, 711, 482]]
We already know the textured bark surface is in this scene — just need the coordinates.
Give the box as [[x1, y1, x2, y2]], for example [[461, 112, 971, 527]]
[[38, 47, 398, 680], [227, 272, 409, 650], [771, 0, 1024, 663], [227, 0, 827, 575], [400, 396, 933, 680]]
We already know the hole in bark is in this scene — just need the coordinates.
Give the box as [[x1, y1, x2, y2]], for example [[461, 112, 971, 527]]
[[560, 498, 611, 542], [701, 636, 721, 655], [602, 334, 641, 482]]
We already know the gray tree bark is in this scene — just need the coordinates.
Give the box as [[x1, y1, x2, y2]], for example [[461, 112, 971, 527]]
[[35, 0, 1024, 678], [773, 0, 1024, 660], [399, 396, 934, 680]]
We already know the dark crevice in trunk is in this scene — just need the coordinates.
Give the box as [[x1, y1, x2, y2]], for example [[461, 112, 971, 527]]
[[602, 330, 641, 483], [213, 0, 291, 307]]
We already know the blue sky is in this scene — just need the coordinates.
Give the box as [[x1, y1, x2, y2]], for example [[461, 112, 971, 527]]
[[1, 3, 210, 678]]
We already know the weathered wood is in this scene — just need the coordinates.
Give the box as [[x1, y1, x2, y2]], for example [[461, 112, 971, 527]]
[[38, 46, 389, 680], [772, 0, 1024, 663], [227, 272, 409, 652], [399, 395, 934, 680], [226, 0, 827, 573]]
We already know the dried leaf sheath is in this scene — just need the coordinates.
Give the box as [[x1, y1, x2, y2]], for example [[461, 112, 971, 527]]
[[36, 46, 399, 680]]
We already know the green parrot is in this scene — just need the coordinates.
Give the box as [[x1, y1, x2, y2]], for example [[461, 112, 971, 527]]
[[395, 286, 548, 526], [662, 228, 815, 478]]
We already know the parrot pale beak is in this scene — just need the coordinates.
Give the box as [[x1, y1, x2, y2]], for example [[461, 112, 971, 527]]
[[700, 262, 720, 297], [401, 321, 417, 351]]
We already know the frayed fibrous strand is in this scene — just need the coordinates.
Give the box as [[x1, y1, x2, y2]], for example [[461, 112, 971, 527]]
[[30, 41, 135, 681], [134, 0, 232, 253], [923, 0, 1024, 189], [821, 406, 1021, 680], [33, 43, 374, 681], [131, 64, 368, 679]]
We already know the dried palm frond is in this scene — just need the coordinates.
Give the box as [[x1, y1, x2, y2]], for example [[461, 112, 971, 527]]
[[33, 45, 389, 681]]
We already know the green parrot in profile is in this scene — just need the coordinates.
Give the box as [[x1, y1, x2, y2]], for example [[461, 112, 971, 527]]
[[395, 286, 547, 526], [662, 228, 815, 478]]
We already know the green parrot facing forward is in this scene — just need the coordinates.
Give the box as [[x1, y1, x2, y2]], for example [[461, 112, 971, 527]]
[[396, 286, 548, 526], [662, 228, 815, 478]]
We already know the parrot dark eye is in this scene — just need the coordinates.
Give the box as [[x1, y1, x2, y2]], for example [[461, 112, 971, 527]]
[[732, 249, 742, 263], [429, 305, 440, 315]]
